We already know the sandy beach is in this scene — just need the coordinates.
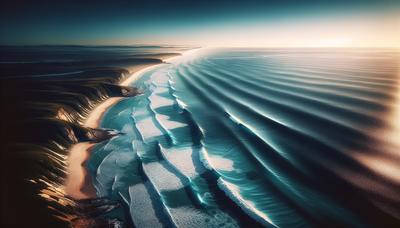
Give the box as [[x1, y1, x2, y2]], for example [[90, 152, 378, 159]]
[[64, 55, 180, 200], [0, 46, 190, 227]]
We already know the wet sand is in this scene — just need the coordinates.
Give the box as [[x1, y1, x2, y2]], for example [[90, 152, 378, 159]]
[[64, 55, 180, 200]]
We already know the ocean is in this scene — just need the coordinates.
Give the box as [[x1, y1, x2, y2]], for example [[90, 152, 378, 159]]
[[90, 48, 400, 227]]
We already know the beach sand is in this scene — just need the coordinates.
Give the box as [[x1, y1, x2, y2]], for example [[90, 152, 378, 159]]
[[0, 47, 191, 227], [64, 55, 180, 200]]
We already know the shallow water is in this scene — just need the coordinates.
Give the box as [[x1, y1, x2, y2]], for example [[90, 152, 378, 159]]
[[90, 48, 400, 227]]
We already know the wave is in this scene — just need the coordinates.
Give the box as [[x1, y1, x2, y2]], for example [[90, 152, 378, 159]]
[[90, 48, 400, 227]]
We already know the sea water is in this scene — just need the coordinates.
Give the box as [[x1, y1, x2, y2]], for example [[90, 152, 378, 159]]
[[89, 48, 400, 227]]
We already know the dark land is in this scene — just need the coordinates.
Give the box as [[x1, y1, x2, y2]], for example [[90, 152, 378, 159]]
[[0, 45, 186, 227]]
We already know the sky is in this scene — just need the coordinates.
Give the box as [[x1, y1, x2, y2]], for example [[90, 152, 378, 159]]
[[0, 0, 399, 47]]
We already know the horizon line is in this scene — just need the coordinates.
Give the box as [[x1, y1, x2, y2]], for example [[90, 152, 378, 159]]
[[0, 44, 399, 49]]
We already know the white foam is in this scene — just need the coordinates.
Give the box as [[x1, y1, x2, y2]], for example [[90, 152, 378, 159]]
[[148, 93, 175, 109], [200, 147, 235, 172], [134, 115, 164, 142], [159, 145, 206, 178], [143, 161, 184, 190], [219, 179, 277, 227], [208, 155, 235, 172], [143, 160, 239, 227], [154, 86, 169, 94], [128, 183, 164, 228], [151, 71, 171, 87]]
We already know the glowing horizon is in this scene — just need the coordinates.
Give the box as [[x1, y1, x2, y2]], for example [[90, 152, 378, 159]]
[[124, 11, 400, 48]]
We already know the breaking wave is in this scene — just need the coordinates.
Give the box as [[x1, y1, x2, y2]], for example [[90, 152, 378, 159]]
[[90, 48, 400, 227]]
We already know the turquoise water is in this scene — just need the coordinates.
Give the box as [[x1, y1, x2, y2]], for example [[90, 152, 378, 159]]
[[88, 48, 400, 227]]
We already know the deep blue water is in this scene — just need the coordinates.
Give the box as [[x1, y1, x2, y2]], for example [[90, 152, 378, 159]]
[[0, 45, 188, 78], [89, 48, 400, 227]]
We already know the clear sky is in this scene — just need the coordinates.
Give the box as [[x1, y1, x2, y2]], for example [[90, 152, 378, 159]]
[[0, 0, 399, 47]]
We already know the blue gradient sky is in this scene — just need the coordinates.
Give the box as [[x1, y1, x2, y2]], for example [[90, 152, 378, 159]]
[[0, 0, 399, 47]]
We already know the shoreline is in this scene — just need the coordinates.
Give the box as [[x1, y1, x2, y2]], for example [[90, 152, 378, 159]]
[[64, 54, 183, 200]]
